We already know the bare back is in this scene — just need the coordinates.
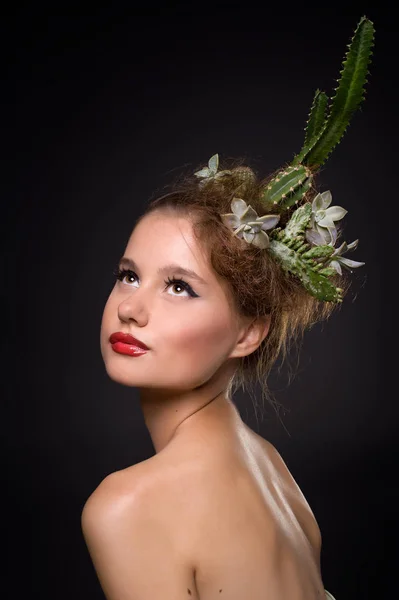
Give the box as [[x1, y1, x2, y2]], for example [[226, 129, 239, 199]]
[[129, 422, 327, 599]]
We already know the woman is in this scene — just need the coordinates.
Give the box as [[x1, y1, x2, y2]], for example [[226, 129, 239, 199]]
[[81, 16, 374, 600]]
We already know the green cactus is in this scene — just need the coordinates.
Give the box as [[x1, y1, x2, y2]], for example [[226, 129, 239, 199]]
[[260, 165, 313, 210], [268, 237, 343, 302], [261, 16, 374, 208], [267, 202, 342, 302], [281, 202, 313, 238], [293, 15, 375, 168], [303, 89, 329, 150]]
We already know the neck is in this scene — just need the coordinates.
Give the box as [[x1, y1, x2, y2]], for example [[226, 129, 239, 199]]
[[139, 383, 242, 454]]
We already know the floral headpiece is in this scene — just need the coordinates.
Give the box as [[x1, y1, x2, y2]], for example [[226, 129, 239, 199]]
[[194, 16, 374, 303]]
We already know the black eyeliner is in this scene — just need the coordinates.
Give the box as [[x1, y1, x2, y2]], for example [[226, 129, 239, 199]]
[[112, 267, 199, 298]]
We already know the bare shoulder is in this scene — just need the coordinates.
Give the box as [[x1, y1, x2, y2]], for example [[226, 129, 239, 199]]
[[81, 446, 228, 559], [81, 457, 185, 553], [81, 461, 199, 599], [81, 460, 149, 526], [81, 452, 189, 518], [81, 451, 209, 558]]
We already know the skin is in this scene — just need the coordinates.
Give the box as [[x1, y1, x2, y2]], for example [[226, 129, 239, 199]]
[[100, 208, 270, 454]]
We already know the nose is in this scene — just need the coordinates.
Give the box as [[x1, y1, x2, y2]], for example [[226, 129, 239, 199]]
[[117, 288, 150, 326]]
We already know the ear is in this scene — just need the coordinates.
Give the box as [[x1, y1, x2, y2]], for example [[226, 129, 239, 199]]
[[229, 314, 271, 360]]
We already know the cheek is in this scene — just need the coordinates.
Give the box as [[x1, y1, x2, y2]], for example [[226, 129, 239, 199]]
[[163, 309, 232, 355], [159, 311, 234, 387]]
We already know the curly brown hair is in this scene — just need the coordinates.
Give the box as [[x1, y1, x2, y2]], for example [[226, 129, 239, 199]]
[[134, 156, 350, 423]]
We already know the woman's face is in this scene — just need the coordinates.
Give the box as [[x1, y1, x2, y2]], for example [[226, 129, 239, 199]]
[[100, 210, 243, 392]]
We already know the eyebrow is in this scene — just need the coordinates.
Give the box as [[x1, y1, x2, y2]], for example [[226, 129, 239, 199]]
[[118, 257, 208, 286]]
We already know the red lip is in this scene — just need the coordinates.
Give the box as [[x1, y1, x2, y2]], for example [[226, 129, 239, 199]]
[[109, 332, 149, 350]]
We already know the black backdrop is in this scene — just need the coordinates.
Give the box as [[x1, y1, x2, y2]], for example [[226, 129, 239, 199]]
[[5, 6, 397, 600]]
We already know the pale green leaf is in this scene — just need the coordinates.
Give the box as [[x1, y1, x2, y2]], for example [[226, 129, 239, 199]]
[[325, 205, 347, 221]]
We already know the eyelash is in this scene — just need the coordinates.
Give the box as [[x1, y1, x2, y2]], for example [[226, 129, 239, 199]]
[[112, 267, 199, 298]]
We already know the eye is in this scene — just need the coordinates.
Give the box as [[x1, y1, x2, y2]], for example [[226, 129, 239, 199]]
[[112, 267, 199, 298], [113, 268, 138, 287], [164, 275, 198, 298]]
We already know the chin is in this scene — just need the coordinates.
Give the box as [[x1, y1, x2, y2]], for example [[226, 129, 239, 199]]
[[103, 361, 143, 388]]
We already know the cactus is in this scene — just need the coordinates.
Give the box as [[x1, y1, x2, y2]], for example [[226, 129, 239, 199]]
[[260, 165, 313, 210], [303, 89, 329, 150], [268, 237, 342, 302], [293, 15, 375, 168], [268, 203, 341, 302], [261, 16, 374, 209], [281, 202, 313, 238]]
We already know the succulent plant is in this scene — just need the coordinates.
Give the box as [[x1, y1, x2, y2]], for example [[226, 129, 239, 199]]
[[221, 198, 280, 249], [305, 191, 347, 246], [194, 153, 232, 188], [325, 239, 365, 275]]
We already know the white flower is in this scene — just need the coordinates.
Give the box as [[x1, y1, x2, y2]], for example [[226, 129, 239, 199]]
[[194, 153, 231, 187], [221, 198, 280, 249], [327, 239, 365, 275], [305, 190, 347, 246]]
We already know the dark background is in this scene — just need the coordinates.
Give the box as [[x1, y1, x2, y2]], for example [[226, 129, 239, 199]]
[[5, 6, 397, 600]]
